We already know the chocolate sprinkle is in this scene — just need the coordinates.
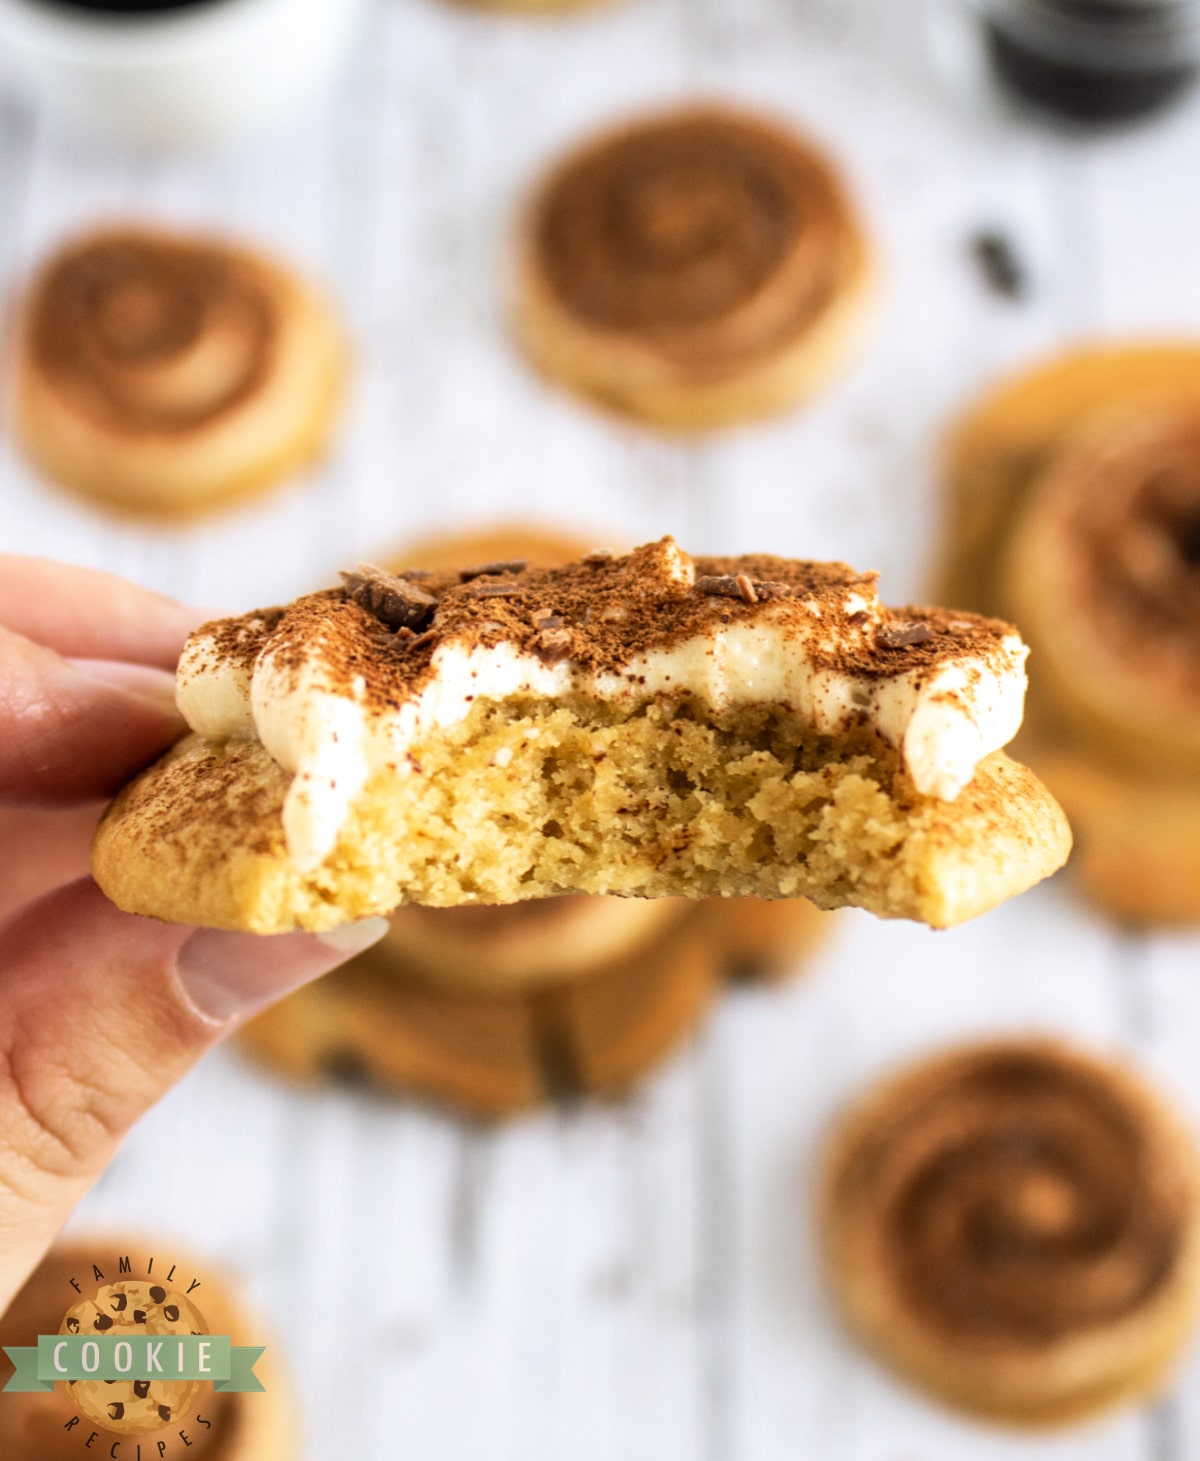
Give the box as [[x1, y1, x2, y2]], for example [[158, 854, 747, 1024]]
[[877, 622, 934, 649], [340, 564, 438, 632], [460, 560, 528, 581], [535, 627, 574, 664], [695, 575, 747, 600], [469, 583, 522, 599]]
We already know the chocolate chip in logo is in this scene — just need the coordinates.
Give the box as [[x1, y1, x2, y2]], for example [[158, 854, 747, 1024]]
[[108, 1403, 125, 1421], [94, 1314, 114, 1332], [163, 1304, 180, 1322], [149, 1286, 166, 1304], [110, 1293, 127, 1313], [133, 1310, 147, 1325], [877, 622, 934, 649], [66, 1317, 80, 1334], [158, 1406, 172, 1423], [134, 1381, 151, 1399]]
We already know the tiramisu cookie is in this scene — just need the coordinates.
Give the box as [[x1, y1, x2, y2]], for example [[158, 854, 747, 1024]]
[[374, 523, 831, 992], [92, 538, 1069, 932], [12, 227, 345, 516], [937, 344, 1200, 921], [515, 105, 872, 429], [0, 1242, 295, 1458], [821, 1039, 1200, 1427]]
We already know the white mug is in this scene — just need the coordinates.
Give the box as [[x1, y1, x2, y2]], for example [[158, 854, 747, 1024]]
[[0, 0, 371, 150]]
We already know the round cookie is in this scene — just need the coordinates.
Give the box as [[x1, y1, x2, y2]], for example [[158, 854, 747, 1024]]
[[239, 891, 832, 1116], [240, 901, 722, 1116], [388, 896, 690, 992], [820, 1038, 1200, 1427], [514, 104, 873, 429], [936, 344, 1200, 922], [12, 226, 345, 517], [62, 1280, 207, 1434], [937, 341, 1200, 613], [1002, 409, 1200, 777], [0, 1242, 297, 1459]]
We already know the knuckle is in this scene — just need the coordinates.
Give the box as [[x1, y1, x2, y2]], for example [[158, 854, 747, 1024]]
[[0, 1018, 130, 1195]]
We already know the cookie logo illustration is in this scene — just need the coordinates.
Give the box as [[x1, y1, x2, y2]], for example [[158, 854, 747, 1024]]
[[60, 1279, 209, 1437], [2, 1251, 266, 1452]]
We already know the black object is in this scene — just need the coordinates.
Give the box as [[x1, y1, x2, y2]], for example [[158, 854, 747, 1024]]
[[971, 230, 1028, 299], [35, 0, 217, 11], [979, 0, 1200, 123]]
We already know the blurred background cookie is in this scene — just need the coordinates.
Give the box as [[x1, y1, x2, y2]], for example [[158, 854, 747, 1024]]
[[239, 892, 828, 1117], [935, 344, 1200, 922], [0, 1240, 296, 1458], [514, 104, 872, 429], [12, 226, 345, 517], [820, 1038, 1200, 1427]]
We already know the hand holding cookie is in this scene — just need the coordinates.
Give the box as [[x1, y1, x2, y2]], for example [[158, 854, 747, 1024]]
[[0, 556, 387, 1317]]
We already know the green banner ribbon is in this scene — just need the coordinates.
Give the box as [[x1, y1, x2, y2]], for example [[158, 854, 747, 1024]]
[[3, 1335, 265, 1393]]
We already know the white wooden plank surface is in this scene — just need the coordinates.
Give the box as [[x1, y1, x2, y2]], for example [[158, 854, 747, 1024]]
[[2, 0, 1200, 1457]]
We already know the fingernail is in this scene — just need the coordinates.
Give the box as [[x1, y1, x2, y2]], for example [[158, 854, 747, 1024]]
[[318, 918, 392, 954], [177, 918, 390, 1023], [69, 659, 180, 711]]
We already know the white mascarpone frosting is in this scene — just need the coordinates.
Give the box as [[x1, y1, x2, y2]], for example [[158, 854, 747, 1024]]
[[177, 539, 1029, 873]]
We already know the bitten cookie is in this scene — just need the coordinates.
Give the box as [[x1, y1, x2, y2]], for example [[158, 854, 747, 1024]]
[[92, 539, 1069, 932], [514, 105, 872, 428], [12, 227, 345, 516], [936, 344, 1200, 921], [0, 1242, 296, 1458], [820, 1039, 1200, 1427]]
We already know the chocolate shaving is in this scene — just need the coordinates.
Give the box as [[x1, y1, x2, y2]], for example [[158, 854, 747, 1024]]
[[582, 549, 615, 565], [877, 622, 934, 649], [695, 576, 746, 600], [409, 630, 438, 652], [752, 581, 793, 599], [535, 627, 574, 664], [469, 583, 521, 599], [460, 560, 528, 581], [340, 564, 438, 632], [534, 613, 564, 629], [734, 573, 758, 604]]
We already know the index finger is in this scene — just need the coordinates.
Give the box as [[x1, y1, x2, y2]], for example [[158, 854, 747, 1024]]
[[0, 556, 204, 669]]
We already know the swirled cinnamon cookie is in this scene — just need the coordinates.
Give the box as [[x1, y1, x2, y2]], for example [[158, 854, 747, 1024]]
[[92, 539, 1069, 932], [936, 345, 1200, 921], [820, 1039, 1200, 1426], [240, 893, 830, 1116], [515, 106, 872, 428], [0, 1242, 296, 1459], [12, 227, 345, 515]]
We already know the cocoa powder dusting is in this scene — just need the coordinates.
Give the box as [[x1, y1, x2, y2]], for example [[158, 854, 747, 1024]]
[[194, 538, 1017, 714]]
